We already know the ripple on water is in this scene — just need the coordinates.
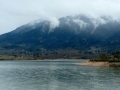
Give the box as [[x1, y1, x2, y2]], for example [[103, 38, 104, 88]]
[[0, 60, 120, 90]]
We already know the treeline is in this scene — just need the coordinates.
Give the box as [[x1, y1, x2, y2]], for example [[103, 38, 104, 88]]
[[90, 51, 120, 62]]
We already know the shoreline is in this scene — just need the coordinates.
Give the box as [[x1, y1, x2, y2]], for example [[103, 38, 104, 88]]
[[77, 61, 120, 67]]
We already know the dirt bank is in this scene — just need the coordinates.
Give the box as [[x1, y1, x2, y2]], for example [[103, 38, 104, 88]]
[[77, 61, 120, 67]]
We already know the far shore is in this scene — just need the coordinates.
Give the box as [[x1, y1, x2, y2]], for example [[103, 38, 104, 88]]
[[77, 61, 120, 67]]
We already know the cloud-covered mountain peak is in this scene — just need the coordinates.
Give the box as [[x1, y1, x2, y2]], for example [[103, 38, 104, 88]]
[[11, 15, 120, 35]]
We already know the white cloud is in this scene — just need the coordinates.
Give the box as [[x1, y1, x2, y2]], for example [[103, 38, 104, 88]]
[[49, 17, 60, 32], [73, 19, 87, 30], [0, 0, 120, 34]]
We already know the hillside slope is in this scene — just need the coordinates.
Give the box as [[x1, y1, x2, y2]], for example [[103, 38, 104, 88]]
[[0, 15, 120, 58]]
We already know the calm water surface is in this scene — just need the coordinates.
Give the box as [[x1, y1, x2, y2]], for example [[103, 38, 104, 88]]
[[0, 59, 120, 90]]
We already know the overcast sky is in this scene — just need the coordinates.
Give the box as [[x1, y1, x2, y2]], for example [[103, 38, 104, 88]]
[[0, 0, 120, 34]]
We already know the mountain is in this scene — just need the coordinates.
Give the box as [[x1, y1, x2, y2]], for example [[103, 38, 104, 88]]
[[0, 15, 120, 58]]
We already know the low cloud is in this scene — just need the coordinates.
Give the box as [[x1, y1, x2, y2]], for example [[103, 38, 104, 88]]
[[0, 0, 120, 34], [49, 17, 60, 32], [73, 19, 88, 30]]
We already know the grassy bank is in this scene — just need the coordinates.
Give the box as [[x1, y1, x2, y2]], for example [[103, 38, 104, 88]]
[[0, 55, 15, 60], [0, 55, 37, 60], [0, 55, 82, 60], [83, 53, 120, 67], [90, 53, 120, 62]]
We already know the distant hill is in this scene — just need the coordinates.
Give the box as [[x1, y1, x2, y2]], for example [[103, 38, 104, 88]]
[[0, 15, 120, 59]]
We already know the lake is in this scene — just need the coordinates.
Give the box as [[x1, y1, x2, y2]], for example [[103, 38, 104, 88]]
[[0, 59, 120, 90]]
